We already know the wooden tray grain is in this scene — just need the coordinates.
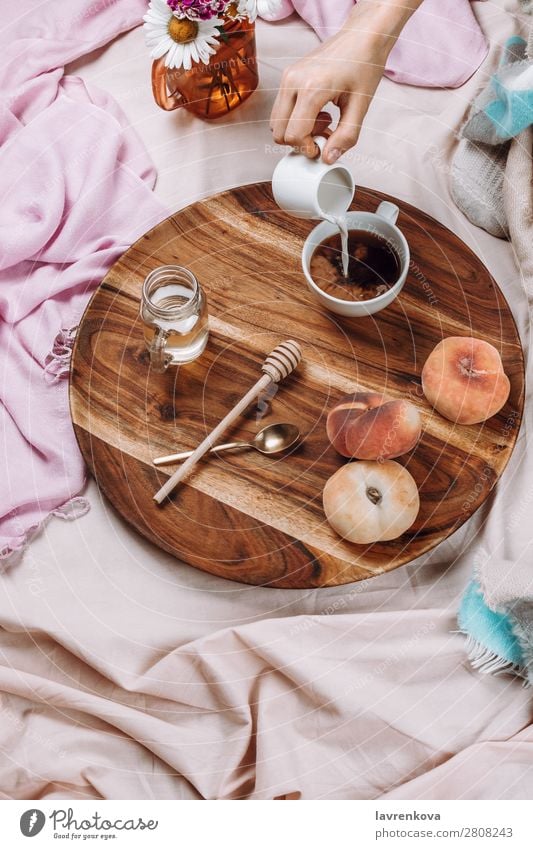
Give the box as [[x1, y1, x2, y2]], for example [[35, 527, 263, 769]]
[[70, 183, 525, 588]]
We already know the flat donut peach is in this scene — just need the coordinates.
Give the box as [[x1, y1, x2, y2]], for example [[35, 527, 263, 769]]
[[323, 460, 420, 544], [421, 337, 510, 425]]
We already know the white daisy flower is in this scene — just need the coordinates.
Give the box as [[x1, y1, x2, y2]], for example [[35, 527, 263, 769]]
[[237, 0, 280, 20], [257, 0, 282, 17], [143, 0, 222, 71]]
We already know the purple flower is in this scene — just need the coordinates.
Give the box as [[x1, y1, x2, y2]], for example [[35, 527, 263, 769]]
[[167, 0, 228, 19]]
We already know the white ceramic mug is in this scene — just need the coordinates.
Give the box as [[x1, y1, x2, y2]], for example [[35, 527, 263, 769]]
[[302, 202, 410, 318], [272, 137, 355, 220]]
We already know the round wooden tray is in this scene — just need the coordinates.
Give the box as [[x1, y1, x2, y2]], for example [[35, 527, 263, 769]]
[[70, 183, 525, 589]]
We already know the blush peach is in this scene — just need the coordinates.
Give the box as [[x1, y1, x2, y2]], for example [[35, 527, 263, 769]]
[[422, 337, 510, 425], [326, 392, 421, 460]]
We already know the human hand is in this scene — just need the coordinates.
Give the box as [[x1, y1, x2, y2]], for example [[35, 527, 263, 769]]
[[270, 0, 422, 164]]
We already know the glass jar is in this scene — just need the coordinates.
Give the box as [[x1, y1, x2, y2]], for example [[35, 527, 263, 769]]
[[151, 18, 258, 120], [140, 266, 209, 372]]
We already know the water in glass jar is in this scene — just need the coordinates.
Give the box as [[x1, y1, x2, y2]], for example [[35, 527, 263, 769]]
[[143, 281, 209, 365]]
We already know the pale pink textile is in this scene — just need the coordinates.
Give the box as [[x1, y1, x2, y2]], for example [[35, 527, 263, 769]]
[[0, 2, 531, 803], [0, 1, 164, 557], [263, 0, 488, 87]]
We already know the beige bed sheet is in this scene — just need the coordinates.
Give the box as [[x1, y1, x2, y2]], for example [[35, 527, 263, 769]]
[[0, 0, 532, 800]]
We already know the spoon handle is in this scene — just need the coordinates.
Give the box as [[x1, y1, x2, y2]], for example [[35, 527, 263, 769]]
[[153, 341, 302, 504], [153, 441, 250, 466], [154, 373, 272, 503]]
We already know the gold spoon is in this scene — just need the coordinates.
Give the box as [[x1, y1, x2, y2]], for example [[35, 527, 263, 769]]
[[153, 422, 301, 467]]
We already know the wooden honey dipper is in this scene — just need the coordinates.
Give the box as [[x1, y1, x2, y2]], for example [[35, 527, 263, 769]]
[[153, 340, 303, 504]]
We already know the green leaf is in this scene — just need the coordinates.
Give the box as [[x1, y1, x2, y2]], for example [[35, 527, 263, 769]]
[[216, 25, 229, 44]]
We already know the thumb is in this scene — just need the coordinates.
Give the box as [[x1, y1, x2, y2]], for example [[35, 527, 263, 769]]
[[323, 95, 365, 164]]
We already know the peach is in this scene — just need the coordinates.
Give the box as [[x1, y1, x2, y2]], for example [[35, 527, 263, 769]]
[[422, 337, 510, 425], [326, 392, 421, 460], [323, 460, 420, 544]]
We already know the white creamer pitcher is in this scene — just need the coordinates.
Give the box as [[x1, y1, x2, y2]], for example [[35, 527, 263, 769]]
[[272, 137, 355, 221]]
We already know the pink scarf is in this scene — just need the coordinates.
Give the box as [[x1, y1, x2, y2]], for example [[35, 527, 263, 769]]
[[0, 1, 165, 559], [263, 0, 488, 87]]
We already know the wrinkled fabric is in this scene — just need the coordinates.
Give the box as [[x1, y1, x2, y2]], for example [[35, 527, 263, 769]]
[[505, 124, 533, 296], [462, 36, 533, 144], [458, 34, 533, 685], [0, 1, 165, 557], [0, 2, 531, 801], [262, 0, 488, 87]]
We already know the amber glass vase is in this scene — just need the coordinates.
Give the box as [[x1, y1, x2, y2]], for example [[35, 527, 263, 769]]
[[152, 18, 258, 120]]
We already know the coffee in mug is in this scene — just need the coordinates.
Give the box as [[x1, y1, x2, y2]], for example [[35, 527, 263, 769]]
[[309, 229, 401, 302]]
